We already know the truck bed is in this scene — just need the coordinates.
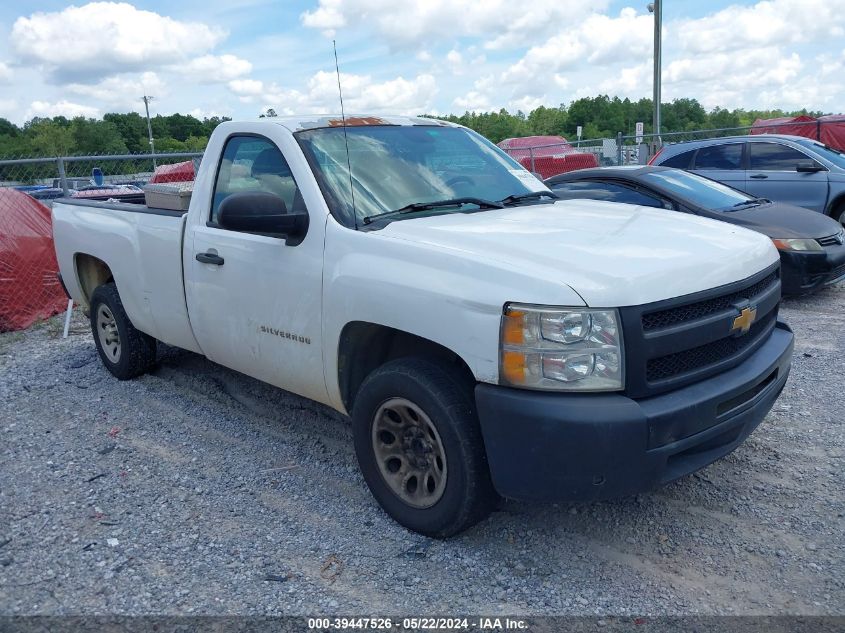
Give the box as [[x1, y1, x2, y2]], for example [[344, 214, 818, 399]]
[[52, 197, 201, 353]]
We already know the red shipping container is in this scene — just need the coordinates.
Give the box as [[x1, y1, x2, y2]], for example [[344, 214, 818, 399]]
[[750, 114, 845, 152], [149, 160, 195, 183], [498, 136, 599, 179]]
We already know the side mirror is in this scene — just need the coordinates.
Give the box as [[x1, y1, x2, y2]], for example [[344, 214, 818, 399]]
[[796, 160, 824, 173], [217, 192, 308, 245]]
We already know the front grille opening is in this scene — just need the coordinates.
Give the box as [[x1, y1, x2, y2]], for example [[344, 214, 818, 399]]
[[642, 272, 778, 331], [818, 231, 844, 247], [646, 313, 775, 382], [716, 369, 778, 416]]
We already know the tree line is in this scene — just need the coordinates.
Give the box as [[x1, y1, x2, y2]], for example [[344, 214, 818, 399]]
[[0, 96, 827, 159], [0, 112, 230, 158]]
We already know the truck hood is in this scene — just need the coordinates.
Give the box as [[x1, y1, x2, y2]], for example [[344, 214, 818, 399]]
[[379, 199, 779, 307]]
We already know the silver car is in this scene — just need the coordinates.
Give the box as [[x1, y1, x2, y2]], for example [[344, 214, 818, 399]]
[[651, 134, 845, 226]]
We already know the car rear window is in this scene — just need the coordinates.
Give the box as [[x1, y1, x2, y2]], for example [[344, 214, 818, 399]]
[[694, 144, 743, 170], [549, 180, 665, 208]]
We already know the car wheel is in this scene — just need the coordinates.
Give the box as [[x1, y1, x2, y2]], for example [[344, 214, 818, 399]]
[[835, 202, 845, 229], [89, 282, 157, 380], [352, 357, 497, 537]]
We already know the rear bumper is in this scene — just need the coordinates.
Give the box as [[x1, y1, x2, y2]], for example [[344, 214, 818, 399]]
[[475, 320, 793, 502], [780, 246, 845, 295]]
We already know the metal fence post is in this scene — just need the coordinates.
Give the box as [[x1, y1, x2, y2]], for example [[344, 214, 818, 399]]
[[56, 157, 69, 196], [616, 132, 623, 166], [529, 147, 536, 174]]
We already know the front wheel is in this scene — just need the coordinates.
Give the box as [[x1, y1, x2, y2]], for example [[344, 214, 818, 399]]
[[352, 358, 497, 537], [89, 283, 157, 380], [835, 202, 845, 229]]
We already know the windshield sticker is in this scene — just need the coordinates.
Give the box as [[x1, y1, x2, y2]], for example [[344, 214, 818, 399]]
[[508, 169, 548, 192]]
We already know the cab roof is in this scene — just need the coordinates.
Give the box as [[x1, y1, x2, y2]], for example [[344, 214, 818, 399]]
[[256, 114, 460, 132]]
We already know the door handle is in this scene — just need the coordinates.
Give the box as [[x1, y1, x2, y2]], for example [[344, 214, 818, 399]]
[[196, 251, 224, 265], [749, 174, 768, 179]]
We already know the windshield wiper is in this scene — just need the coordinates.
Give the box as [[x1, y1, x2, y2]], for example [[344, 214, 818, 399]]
[[498, 191, 560, 205], [362, 197, 504, 225], [729, 197, 770, 210]]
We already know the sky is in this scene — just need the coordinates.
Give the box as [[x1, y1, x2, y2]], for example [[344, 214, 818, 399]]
[[0, 0, 844, 125]]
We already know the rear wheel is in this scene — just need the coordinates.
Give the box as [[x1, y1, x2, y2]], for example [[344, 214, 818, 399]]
[[89, 283, 157, 380], [352, 358, 497, 537]]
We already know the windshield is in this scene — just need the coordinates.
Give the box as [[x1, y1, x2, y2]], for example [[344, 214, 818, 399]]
[[642, 169, 753, 210], [296, 125, 548, 227], [794, 139, 845, 169]]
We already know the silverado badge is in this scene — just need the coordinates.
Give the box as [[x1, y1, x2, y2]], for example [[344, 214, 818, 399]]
[[731, 306, 757, 336]]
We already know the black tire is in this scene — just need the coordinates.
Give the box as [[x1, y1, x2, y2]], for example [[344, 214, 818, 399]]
[[834, 202, 845, 228], [89, 283, 157, 380], [352, 357, 497, 537]]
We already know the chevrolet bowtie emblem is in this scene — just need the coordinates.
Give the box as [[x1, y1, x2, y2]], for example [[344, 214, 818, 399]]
[[731, 306, 757, 335]]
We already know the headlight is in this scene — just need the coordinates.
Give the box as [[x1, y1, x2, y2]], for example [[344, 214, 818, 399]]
[[500, 304, 624, 391], [771, 238, 823, 252]]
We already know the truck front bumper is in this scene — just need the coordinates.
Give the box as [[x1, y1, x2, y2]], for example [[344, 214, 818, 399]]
[[475, 320, 794, 502]]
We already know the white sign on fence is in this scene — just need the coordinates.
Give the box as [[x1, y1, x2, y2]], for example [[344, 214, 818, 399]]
[[576, 125, 583, 141], [636, 121, 644, 144]]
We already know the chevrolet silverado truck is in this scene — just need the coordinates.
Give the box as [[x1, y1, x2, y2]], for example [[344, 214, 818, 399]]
[[53, 116, 794, 537]]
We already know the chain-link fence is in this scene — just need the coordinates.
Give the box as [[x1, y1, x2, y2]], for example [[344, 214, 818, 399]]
[[500, 118, 845, 175], [0, 151, 201, 332]]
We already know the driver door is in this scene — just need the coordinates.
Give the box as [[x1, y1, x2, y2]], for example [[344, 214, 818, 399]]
[[184, 132, 329, 404]]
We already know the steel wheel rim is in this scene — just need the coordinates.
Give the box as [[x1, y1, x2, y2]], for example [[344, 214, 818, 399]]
[[96, 305, 121, 364], [371, 397, 448, 509]]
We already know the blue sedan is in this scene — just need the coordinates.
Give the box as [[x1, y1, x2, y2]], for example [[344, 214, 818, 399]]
[[650, 134, 845, 226]]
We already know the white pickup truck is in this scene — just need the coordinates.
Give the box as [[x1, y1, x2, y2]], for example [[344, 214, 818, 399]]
[[53, 116, 794, 537]]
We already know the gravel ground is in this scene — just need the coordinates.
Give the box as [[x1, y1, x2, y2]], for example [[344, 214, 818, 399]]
[[1, 284, 843, 617]]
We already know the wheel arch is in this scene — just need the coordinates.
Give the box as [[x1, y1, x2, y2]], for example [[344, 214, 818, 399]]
[[337, 321, 476, 414], [74, 253, 114, 308], [827, 192, 845, 220]]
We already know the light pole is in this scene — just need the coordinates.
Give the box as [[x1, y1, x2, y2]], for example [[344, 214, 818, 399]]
[[141, 95, 157, 169], [647, 1, 662, 144]]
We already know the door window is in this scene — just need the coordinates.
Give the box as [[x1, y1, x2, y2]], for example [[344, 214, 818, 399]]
[[211, 135, 304, 224], [693, 143, 743, 170], [660, 149, 695, 169], [749, 142, 814, 171]]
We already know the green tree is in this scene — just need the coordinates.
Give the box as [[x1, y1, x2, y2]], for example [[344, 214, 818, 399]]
[[104, 112, 149, 153], [71, 118, 129, 154], [28, 120, 76, 156]]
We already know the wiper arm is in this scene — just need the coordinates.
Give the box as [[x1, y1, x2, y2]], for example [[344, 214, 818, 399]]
[[362, 197, 504, 225], [730, 197, 769, 210], [498, 191, 560, 205]]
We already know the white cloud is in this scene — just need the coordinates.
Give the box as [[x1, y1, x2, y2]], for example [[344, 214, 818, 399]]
[[676, 0, 845, 55], [0, 62, 11, 83], [26, 100, 100, 120], [509, 95, 546, 113], [301, 0, 608, 50], [11, 2, 225, 83], [228, 78, 265, 98], [502, 8, 652, 90], [597, 63, 652, 97], [234, 70, 438, 116], [66, 72, 165, 106], [182, 55, 252, 83], [452, 76, 496, 112], [189, 107, 232, 120], [0, 99, 18, 118]]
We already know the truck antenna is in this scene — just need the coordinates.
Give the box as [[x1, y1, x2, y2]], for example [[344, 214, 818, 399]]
[[333, 40, 358, 230]]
